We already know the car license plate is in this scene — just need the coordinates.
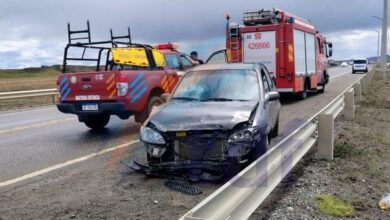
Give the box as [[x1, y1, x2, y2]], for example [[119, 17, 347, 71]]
[[82, 104, 98, 111]]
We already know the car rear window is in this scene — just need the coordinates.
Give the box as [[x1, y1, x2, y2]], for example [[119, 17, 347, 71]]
[[353, 60, 367, 64]]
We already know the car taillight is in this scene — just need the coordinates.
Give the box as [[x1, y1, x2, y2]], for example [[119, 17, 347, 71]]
[[116, 82, 128, 96]]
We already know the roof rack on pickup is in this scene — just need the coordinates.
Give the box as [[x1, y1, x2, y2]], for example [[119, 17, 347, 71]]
[[62, 21, 161, 73]]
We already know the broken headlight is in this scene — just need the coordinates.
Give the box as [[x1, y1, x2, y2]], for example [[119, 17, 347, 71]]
[[140, 126, 166, 144], [228, 128, 256, 143]]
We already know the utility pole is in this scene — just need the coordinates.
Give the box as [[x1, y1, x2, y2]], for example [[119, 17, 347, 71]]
[[373, 29, 380, 60], [380, 0, 388, 79]]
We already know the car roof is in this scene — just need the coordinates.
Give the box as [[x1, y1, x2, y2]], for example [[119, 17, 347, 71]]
[[354, 58, 367, 61], [191, 63, 263, 71]]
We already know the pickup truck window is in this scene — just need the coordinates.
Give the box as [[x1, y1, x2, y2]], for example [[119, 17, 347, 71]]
[[164, 54, 181, 70], [180, 55, 193, 69]]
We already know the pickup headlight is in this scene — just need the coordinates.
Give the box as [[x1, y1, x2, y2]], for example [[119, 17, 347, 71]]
[[140, 126, 166, 144], [228, 128, 255, 143]]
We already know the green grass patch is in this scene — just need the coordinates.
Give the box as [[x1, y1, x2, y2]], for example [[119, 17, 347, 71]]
[[0, 68, 59, 79], [0, 65, 96, 79], [316, 194, 354, 218], [334, 143, 364, 158]]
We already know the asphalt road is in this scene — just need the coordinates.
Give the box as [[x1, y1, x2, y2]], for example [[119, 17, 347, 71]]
[[0, 65, 367, 219]]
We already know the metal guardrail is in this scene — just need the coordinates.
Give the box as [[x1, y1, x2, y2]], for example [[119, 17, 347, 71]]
[[0, 89, 57, 101], [181, 68, 377, 220]]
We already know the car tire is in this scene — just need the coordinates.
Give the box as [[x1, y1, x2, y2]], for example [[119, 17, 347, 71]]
[[82, 114, 110, 130], [248, 135, 269, 163], [222, 157, 243, 181], [269, 115, 279, 139], [135, 96, 163, 123]]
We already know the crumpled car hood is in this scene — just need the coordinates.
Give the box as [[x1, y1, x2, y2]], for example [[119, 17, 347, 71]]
[[149, 100, 258, 132]]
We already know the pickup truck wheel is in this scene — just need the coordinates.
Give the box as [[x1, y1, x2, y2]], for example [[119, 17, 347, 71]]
[[135, 96, 163, 123], [83, 114, 110, 130]]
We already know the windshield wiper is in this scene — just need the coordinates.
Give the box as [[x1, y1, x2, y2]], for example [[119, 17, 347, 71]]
[[171, 97, 200, 101], [201, 97, 249, 102]]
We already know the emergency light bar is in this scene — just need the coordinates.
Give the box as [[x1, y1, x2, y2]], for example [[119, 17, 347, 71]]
[[154, 43, 179, 50]]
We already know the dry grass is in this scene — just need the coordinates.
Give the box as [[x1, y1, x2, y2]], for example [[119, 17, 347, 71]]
[[332, 74, 390, 218], [0, 67, 60, 111], [0, 68, 59, 92]]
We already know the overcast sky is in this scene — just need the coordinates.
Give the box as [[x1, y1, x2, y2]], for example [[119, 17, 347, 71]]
[[0, 0, 388, 68]]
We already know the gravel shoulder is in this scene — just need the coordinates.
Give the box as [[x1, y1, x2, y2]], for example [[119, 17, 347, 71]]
[[251, 73, 390, 219]]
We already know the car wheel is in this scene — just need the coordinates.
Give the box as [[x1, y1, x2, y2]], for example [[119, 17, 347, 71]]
[[269, 115, 279, 139], [82, 114, 110, 130], [249, 135, 268, 163], [222, 157, 243, 181], [135, 96, 163, 123]]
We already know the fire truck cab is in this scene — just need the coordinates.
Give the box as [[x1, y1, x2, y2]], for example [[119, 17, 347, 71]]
[[210, 9, 333, 99]]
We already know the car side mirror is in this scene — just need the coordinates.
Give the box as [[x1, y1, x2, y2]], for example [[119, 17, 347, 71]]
[[265, 91, 280, 103], [161, 93, 171, 103]]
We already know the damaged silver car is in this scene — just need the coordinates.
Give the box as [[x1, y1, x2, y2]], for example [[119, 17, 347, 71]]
[[132, 63, 281, 181]]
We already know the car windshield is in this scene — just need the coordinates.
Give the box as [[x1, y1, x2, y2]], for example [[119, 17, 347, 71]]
[[354, 60, 367, 64], [172, 69, 259, 101]]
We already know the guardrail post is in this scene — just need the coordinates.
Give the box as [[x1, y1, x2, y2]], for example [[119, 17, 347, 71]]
[[361, 75, 367, 95], [344, 89, 355, 120], [52, 93, 58, 104], [317, 114, 334, 160], [354, 83, 361, 103], [368, 70, 374, 84]]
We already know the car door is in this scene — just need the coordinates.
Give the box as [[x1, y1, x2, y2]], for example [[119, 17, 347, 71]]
[[261, 67, 279, 132], [205, 50, 227, 64]]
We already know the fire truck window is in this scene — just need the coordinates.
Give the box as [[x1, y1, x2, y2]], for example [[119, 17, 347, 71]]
[[164, 54, 181, 70]]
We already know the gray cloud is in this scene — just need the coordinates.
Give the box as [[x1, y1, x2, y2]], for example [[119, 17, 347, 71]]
[[0, 0, 388, 68]]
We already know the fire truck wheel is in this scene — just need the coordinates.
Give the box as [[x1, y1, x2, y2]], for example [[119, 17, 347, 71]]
[[298, 81, 308, 100], [83, 114, 110, 130], [318, 83, 325, 93], [135, 96, 163, 123]]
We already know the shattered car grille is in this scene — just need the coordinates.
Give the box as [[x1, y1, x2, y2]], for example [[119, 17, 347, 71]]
[[169, 131, 227, 161]]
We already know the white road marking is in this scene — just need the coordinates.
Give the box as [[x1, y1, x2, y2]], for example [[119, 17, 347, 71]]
[[0, 118, 76, 134], [0, 140, 140, 188]]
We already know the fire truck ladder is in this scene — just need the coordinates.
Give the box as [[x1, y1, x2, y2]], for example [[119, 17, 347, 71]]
[[228, 25, 240, 62]]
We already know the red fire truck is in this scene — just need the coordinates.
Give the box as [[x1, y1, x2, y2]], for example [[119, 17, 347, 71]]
[[208, 9, 333, 99], [56, 22, 197, 129]]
